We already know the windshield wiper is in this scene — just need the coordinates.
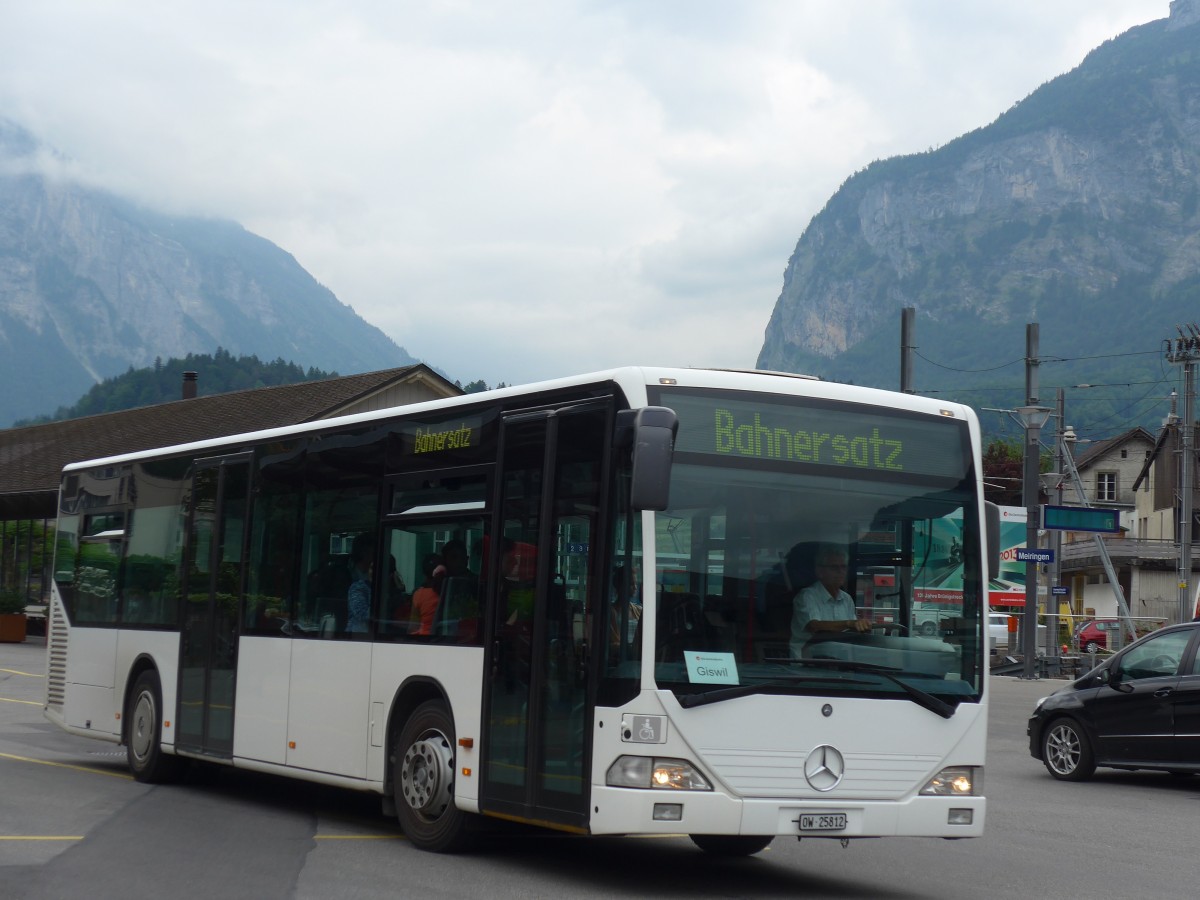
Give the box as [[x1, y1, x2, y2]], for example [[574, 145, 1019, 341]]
[[675, 674, 871, 709], [795, 657, 958, 719]]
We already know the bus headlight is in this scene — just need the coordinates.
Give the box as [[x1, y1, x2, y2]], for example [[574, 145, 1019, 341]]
[[920, 766, 979, 796], [606, 756, 713, 790]]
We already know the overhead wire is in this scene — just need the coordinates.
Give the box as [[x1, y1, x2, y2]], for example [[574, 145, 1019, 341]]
[[893, 339, 1185, 441], [911, 351, 1023, 373]]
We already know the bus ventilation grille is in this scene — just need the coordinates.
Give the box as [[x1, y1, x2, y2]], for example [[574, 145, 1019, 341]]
[[45, 602, 68, 712]]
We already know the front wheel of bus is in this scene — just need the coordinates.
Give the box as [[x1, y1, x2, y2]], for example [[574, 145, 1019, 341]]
[[395, 700, 475, 853], [126, 670, 186, 783], [689, 834, 774, 856]]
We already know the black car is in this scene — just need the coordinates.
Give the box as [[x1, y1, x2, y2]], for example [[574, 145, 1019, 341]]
[[1027, 622, 1200, 780]]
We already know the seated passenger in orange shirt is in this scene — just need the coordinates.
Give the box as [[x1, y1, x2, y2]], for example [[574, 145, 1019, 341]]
[[410, 553, 445, 636]]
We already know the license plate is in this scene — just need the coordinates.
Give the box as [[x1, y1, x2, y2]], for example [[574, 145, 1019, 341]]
[[798, 813, 847, 832]]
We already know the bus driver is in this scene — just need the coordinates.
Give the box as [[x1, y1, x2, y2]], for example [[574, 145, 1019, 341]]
[[789, 543, 871, 657]]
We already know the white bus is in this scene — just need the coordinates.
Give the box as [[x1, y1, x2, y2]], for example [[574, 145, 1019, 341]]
[[44, 367, 996, 855]]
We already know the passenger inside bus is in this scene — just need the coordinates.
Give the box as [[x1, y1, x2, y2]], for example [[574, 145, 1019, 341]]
[[608, 564, 641, 655], [345, 534, 374, 634], [499, 539, 536, 624], [434, 538, 478, 640], [410, 552, 445, 635]]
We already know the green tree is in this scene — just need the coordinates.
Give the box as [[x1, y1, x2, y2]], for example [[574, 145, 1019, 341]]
[[983, 437, 1051, 507], [983, 439, 1024, 507], [14, 352, 338, 425]]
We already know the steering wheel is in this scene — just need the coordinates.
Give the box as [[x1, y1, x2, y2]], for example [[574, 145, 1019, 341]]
[[1148, 654, 1179, 673], [871, 622, 908, 636]]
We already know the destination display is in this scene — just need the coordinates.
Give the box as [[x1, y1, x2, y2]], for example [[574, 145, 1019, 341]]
[[659, 389, 969, 479], [394, 411, 493, 465], [1042, 504, 1121, 534]]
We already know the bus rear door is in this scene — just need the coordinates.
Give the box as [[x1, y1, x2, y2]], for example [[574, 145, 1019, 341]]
[[177, 453, 252, 758]]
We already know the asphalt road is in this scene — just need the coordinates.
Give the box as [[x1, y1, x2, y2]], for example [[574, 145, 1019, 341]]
[[3, 636, 1197, 900]]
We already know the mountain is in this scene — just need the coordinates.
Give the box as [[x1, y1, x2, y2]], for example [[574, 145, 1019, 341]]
[[0, 119, 417, 426], [758, 0, 1200, 437], [13, 350, 338, 426]]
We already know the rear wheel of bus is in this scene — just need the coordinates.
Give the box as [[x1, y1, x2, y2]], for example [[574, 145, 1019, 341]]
[[126, 669, 188, 783], [394, 699, 476, 852]]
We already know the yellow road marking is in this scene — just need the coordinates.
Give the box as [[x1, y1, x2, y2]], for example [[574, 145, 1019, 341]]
[[0, 696, 42, 706], [0, 667, 43, 677], [314, 834, 405, 840], [0, 751, 133, 780], [0, 836, 83, 841]]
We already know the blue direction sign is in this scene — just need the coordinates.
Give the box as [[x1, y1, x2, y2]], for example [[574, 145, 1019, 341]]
[[1051, 586, 1069, 596], [1016, 548, 1054, 563], [1042, 505, 1121, 534]]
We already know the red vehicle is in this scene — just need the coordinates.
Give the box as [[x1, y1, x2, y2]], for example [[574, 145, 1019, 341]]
[[1075, 618, 1120, 653]]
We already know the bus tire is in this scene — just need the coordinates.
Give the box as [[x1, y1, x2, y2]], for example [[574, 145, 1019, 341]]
[[394, 700, 476, 853], [689, 834, 774, 856], [126, 670, 187, 783]]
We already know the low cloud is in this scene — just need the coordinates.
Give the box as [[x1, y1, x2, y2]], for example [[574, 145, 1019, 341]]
[[0, 0, 1167, 386]]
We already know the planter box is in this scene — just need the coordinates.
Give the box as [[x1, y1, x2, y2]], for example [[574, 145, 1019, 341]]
[[0, 613, 28, 643]]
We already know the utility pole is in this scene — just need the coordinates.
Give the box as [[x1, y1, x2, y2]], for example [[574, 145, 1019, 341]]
[[1017, 324, 1051, 679], [1046, 387, 1065, 658], [1165, 326, 1200, 624], [900, 307, 916, 394]]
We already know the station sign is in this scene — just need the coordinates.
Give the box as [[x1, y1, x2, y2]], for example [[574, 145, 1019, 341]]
[[1016, 548, 1054, 563]]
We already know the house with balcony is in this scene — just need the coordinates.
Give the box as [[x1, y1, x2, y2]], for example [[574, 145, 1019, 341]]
[[1055, 425, 1181, 623], [1128, 417, 1200, 623]]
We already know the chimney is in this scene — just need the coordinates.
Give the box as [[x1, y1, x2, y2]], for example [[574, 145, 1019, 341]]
[[182, 371, 198, 400]]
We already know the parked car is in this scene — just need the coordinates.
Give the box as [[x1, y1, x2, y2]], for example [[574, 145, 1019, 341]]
[[912, 605, 952, 636], [1075, 618, 1121, 653], [989, 612, 1046, 652], [1027, 621, 1200, 780]]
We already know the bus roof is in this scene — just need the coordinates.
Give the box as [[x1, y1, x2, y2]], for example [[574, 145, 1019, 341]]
[[60, 366, 978, 473]]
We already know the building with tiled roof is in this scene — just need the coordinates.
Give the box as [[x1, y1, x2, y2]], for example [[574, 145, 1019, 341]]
[[0, 364, 461, 521]]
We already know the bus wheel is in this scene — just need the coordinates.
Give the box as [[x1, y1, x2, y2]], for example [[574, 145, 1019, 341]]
[[689, 834, 774, 856], [126, 670, 187, 783], [394, 700, 475, 853]]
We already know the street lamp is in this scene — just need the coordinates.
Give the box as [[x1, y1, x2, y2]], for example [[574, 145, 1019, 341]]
[[1015, 404, 1052, 679]]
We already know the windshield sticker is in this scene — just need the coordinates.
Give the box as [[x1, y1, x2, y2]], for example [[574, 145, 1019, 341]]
[[686, 651, 739, 684]]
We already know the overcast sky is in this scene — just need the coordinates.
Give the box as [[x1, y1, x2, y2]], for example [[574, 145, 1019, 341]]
[[0, 0, 1170, 387]]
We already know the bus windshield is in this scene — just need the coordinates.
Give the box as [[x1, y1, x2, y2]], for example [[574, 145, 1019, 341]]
[[647, 387, 984, 707]]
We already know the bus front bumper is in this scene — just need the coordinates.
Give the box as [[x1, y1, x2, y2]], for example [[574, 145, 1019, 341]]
[[587, 785, 985, 839]]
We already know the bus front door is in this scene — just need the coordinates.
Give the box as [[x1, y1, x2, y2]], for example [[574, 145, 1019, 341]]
[[481, 404, 609, 831], [177, 454, 252, 758]]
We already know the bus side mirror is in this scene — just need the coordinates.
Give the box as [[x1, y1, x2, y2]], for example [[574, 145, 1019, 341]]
[[630, 406, 678, 511], [985, 502, 1000, 579]]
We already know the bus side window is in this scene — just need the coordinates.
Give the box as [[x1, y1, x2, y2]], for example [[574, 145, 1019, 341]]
[[381, 518, 486, 645], [298, 486, 378, 639]]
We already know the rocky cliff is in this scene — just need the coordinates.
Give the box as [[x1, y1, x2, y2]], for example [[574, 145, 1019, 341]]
[[758, 0, 1200, 414], [0, 120, 415, 425]]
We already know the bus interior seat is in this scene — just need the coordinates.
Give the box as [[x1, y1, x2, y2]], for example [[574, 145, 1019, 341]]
[[319, 614, 337, 638], [315, 596, 347, 638], [757, 542, 819, 637]]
